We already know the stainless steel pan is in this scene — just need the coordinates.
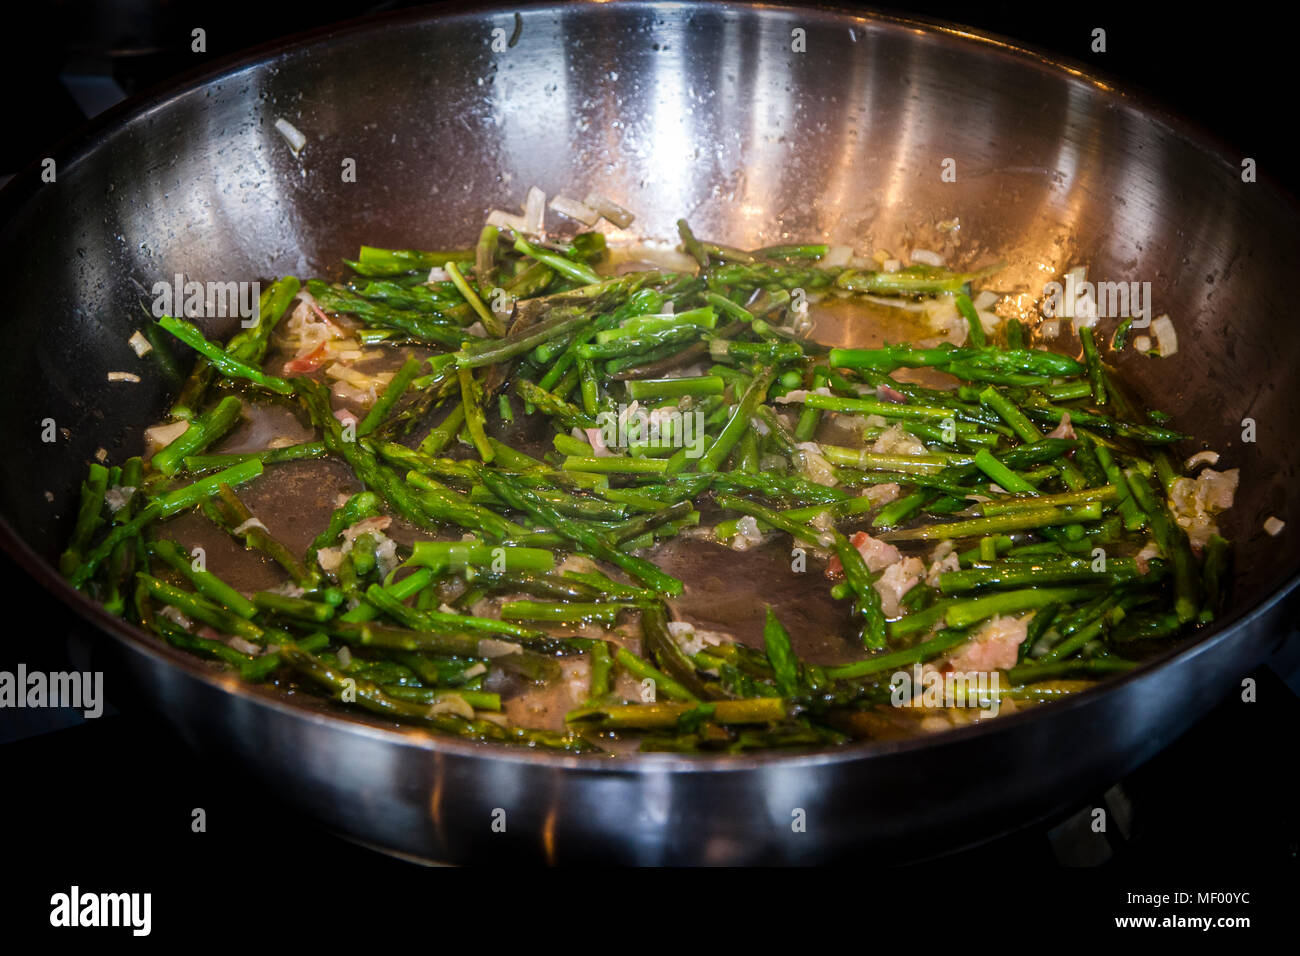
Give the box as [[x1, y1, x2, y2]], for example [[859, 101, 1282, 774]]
[[2, 1, 1297, 863]]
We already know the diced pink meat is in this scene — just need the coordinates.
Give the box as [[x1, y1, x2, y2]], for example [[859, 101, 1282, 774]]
[[1047, 412, 1075, 441], [851, 530, 901, 572], [945, 615, 1030, 672]]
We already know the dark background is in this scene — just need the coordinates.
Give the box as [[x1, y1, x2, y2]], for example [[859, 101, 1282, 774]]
[[0, 0, 1295, 935]]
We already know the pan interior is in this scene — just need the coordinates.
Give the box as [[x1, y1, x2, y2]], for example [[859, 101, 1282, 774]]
[[1, 1, 1295, 726]]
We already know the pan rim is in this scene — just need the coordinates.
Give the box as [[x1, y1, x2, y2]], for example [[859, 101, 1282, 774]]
[[1, 0, 1296, 773]]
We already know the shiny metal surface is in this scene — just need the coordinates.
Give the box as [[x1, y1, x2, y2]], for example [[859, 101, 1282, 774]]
[[1, 1, 1297, 863]]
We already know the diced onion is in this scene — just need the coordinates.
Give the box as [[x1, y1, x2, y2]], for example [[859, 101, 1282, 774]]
[[428, 694, 475, 720], [486, 209, 528, 232], [606, 238, 696, 273], [822, 244, 853, 268], [233, 517, 268, 535], [549, 195, 600, 225], [523, 185, 546, 234], [1264, 516, 1286, 536], [736, 515, 762, 540], [104, 486, 136, 513], [339, 516, 392, 546], [228, 636, 261, 656], [1151, 314, 1178, 356], [127, 331, 152, 356], [316, 547, 344, 572], [274, 117, 307, 155], [107, 371, 140, 383], [325, 363, 379, 389], [478, 638, 523, 659], [145, 420, 189, 449], [159, 605, 193, 629], [1133, 334, 1152, 352], [910, 248, 945, 267], [375, 537, 399, 579], [1185, 450, 1220, 470]]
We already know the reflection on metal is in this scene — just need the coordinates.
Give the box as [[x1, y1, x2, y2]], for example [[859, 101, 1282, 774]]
[[0, 1, 1297, 864]]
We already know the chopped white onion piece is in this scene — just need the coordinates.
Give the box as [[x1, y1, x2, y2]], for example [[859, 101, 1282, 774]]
[[735, 515, 763, 546], [159, 605, 193, 629], [316, 546, 344, 573], [1039, 319, 1060, 340], [104, 486, 136, 513], [428, 694, 475, 720], [822, 244, 853, 268], [339, 516, 392, 547], [910, 248, 945, 267], [375, 538, 399, 579], [486, 209, 528, 232], [478, 638, 523, 659], [274, 117, 307, 155], [1134, 334, 1152, 352], [977, 309, 1001, 335], [1264, 516, 1286, 537], [582, 192, 635, 228], [228, 636, 262, 657], [1070, 290, 1099, 329], [145, 420, 189, 449], [232, 517, 268, 536], [331, 380, 374, 408], [606, 237, 696, 272], [127, 330, 152, 356], [337, 645, 353, 669], [973, 290, 999, 310], [523, 185, 546, 234], [1185, 450, 1220, 470], [882, 258, 902, 273], [774, 386, 831, 404], [549, 195, 600, 225], [325, 363, 378, 389], [107, 371, 140, 383], [1151, 314, 1177, 356]]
